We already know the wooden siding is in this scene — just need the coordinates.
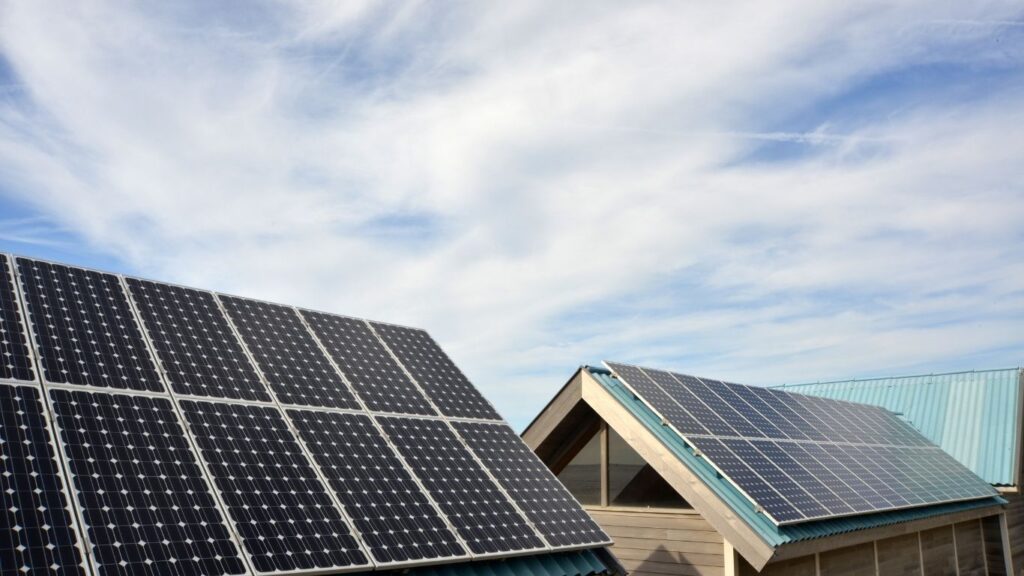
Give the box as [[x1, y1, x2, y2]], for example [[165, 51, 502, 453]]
[[876, 533, 921, 576], [954, 520, 986, 576], [921, 525, 958, 576], [819, 542, 875, 576], [734, 520, 1007, 575], [982, 515, 1007, 576], [1006, 492, 1024, 575], [738, 555, 815, 576], [587, 508, 723, 576]]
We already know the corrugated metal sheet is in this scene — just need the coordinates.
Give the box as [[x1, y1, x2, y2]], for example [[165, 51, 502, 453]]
[[775, 369, 1023, 486], [587, 367, 1007, 547], [367, 549, 617, 576]]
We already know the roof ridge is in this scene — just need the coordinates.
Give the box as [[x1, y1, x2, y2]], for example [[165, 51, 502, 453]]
[[776, 367, 1022, 388]]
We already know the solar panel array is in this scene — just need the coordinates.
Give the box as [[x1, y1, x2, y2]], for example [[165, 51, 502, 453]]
[[604, 361, 999, 525], [1, 254, 610, 576]]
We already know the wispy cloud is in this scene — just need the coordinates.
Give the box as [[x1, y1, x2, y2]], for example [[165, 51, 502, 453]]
[[0, 1, 1022, 428]]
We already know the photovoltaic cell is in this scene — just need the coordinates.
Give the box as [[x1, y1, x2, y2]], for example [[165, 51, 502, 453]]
[[6, 252, 613, 571], [126, 279, 271, 402], [300, 312, 434, 416], [218, 296, 360, 410], [0, 384, 86, 576], [604, 363, 711, 436], [371, 323, 501, 420], [179, 400, 369, 573], [605, 361, 998, 525], [377, 417, 544, 556], [688, 437, 802, 523], [0, 255, 35, 382], [17, 259, 163, 392], [49, 388, 246, 576], [453, 422, 609, 548], [288, 409, 467, 566]]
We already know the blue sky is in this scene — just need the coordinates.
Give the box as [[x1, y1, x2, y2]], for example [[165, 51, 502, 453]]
[[1, 2, 1023, 430]]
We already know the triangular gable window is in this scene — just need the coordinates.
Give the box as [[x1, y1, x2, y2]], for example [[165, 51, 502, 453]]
[[555, 421, 690, 509]]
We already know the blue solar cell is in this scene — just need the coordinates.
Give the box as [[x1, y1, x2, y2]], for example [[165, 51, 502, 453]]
[[0, 255, 35, 382], [605, 363, 710, 435], [689, 437, 802, 523], [18, 258, 164, 392], [0, 384, 86, 575], [604, 361, 998, 525]]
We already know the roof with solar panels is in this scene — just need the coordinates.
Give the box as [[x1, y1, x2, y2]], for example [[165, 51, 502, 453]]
[[522, 363, 1007, 570], [0, 253, 621, 576]]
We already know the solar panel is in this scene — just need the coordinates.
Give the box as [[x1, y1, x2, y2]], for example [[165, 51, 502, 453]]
[[179, 400, 370, 573], [371, 323, 501, 420], [453, 421, 610, 548], [0, 255, 35, 382], [300, 312, 435, 416], [126, 279, 271, 402], [3, 253, 612, 573], [287, 409, 468, 566], [49, 388, 247, 576], [218, 296, 360, 410], [605, 361, 998, 525], [0, 384, 87, 575], [377, 417, 546, 556], [16, 258, 164, 392]]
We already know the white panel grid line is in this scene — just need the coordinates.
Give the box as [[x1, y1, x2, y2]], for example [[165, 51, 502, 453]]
[[683, 374, 839, 516], [9, 255, 109, 576], [451, 420, 613, 551], [5, 253, 611, 572], [210, 293, 385, 573], [123, 278, 276, 404], [366, 322, 504, 423], [215, 294, 363, 412], [636, 364, 957, 525], [285, 305, 479, 568], [603, 362, 793, 525], [126, 280, 373, 575], [8, 254, 94, 576], [366, 320, 555, 554], [604, 361, 998, 527], [117, 274, 260, 576], [0, 253, 39, 386], [42, 383, 250, 576], [14, 257, 166, 393], [0, 261, 94, 576]]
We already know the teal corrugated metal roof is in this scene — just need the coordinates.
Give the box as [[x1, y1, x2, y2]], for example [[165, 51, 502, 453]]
[[774, 369, 1023, 486], [366, 549, 617, 576], [586, 367, 1006, 546]]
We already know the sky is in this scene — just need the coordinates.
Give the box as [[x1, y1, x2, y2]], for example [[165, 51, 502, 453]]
[[1, 2, 1023, 430]]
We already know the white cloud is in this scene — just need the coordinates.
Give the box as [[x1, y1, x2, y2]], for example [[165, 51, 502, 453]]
[[0, 1, 1022, 428]]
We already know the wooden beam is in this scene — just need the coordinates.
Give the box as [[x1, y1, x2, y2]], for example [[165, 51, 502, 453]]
[[600, 422, 610, 507], [723, 541, 737, 576], [1000, 512, 1014, 576], [579, 371, 776, 570], [522, 369, 584, 448]]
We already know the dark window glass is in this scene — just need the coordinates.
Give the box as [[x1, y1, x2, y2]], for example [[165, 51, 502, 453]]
[[557, 430, 601, 505], [609, 428, 690, 508]]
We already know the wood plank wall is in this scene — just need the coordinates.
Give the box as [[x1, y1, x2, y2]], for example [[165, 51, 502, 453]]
[[1005, 493, 1024, 575], [587, 508, 724, 576], [734, 519, 997, 576]]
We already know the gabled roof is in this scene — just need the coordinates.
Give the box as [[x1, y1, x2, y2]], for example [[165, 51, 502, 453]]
[[775, 369, 1023, 487], [524, 366, 1008, 569]]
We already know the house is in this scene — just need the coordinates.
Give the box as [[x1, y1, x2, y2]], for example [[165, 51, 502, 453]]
[[523, 363, 1012, 575], [776, 369, 1024, 574]]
